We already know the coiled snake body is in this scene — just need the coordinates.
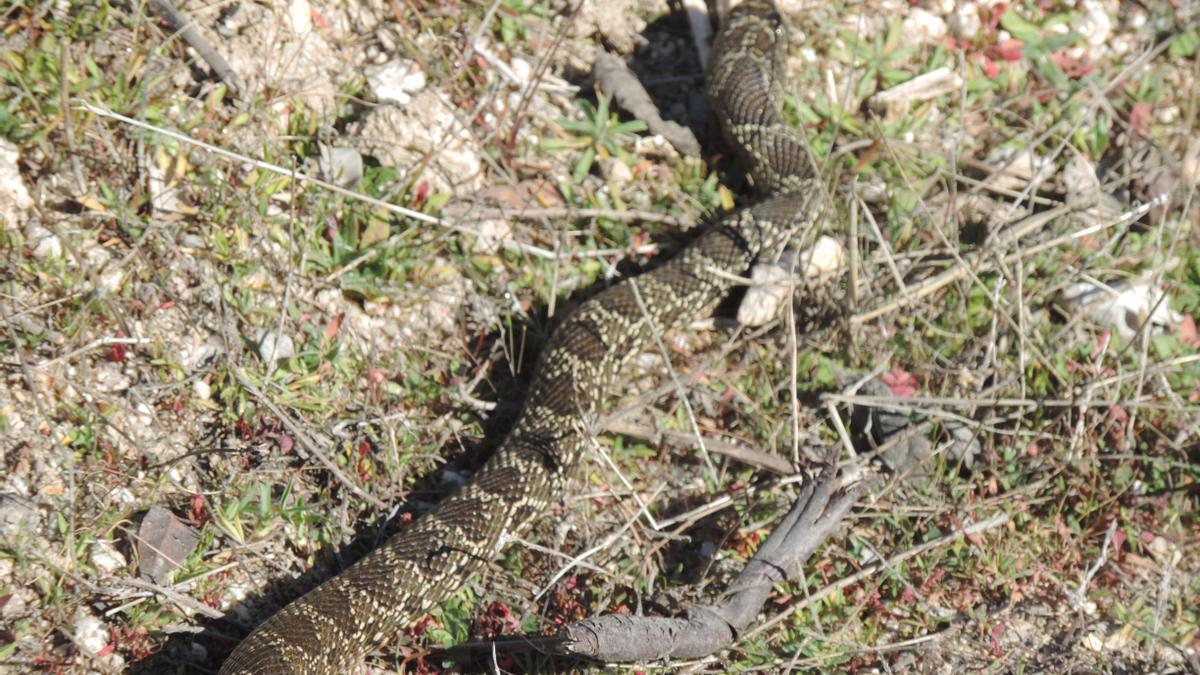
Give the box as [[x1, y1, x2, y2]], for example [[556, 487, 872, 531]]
[[221, 2, 816, 671]]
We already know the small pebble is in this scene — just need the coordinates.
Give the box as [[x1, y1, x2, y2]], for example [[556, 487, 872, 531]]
[[256, 330, 295, 365]]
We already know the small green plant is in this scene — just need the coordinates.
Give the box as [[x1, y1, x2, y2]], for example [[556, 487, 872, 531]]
[[544, 95, 646, 184], [496, 0, 547, 46], [838, 17, 918, 99]]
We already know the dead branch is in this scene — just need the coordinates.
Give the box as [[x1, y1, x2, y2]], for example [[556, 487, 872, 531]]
[[559, 456, 869, 662], [149, 0, 241, 96], [592, 48, 701, 158]]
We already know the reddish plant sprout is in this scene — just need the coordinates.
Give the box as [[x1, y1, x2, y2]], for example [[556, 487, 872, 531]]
[[476, 601, 520, 640], [189, 493, 210, 526], [882, 366, 918, 397], [106, 332, 129, 363]]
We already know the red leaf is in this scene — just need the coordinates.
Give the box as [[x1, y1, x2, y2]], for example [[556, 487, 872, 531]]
[[979, 54, 1000, 79], [1128, 101, 1152, 137], [993, 38, 1024, 61], [1178, 314, 1199, 348], [324, 312, 344, 341]]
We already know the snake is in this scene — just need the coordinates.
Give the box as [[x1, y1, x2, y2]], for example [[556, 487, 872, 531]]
[[220, 1, 817, 671]]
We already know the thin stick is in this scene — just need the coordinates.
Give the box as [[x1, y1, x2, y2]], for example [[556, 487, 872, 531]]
[[148, 0, 241, 95], [605, 419, 795, 475], [824, 392, 1200, 413]]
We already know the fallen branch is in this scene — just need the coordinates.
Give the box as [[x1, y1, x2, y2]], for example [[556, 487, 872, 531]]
[[592, 48, 701, 158], [560, 456, 869, 661], [604, 419, 795, 475], [148, 0, 241, 96]]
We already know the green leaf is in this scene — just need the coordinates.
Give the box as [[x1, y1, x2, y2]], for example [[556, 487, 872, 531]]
[[609, 119, 647, 134], [999, 8, 1042, 43], [1169, 30, 1200, 58], [572, 145, 595, 183], [542, 137, 587, 151]]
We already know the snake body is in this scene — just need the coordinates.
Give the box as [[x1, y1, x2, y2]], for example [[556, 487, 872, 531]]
[[221, 2, 814, 671]]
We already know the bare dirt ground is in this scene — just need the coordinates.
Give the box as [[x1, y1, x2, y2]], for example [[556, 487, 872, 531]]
[[1, 0, 1198, 672]]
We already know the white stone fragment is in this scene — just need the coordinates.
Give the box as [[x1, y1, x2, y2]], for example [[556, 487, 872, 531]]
[[287, 0, 312, 35], [26, 224, 63, 260], [1072, 0, 1112, 48], [365, 58, 427, 105], [109, 486, 137, 507], [0, 141, 32, 231], [472, 219, 511, 254], [256, 329, 295, 365], [901, 8, 947, 47], [97, 266, 125, 294], [73, 611, 109, 656], [738, 236, 846, 327], [317, 144, 363, 188], [948, 3, 981, 40], [738, 262, 791, 328], [803, 235, 848, 278], [1061, 280, 1183, 341], [90, 540, 127, 574]]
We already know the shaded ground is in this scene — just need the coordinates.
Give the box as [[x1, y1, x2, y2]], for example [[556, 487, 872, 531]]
[[1, 0, 1198, 672]]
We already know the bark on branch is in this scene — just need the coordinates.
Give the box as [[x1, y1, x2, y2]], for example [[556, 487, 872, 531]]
[[560, 456, 869, 662]]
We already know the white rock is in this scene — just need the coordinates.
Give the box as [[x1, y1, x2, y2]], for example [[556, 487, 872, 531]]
[[1147, 535, 1179, 565], [351, 92, 483, 194], [1072, 0, 1112, 48], [803, 235, 847, 277], [94, 364, 132, 393], [1156, 105, 1180, 125], [738, 236, 846, 327], [738, 262, 791, 327], [600, 157, 633, 185], [181, 337, 222, 372], [109, 486, 137, 507], [901, 8, 947, 47], [472, 219, 511, 254], [510, 57, 532, 83], [365, 58, 427, 105], [193, 378, 212, 401], [90, 540, 127, 574], [287, 0, 312, 35], [97, 266, 125, 294], [948, 3, 981, 40], [1062, 280, 1184, 341], [256, 330, 295, 364], [0, 141, 32, 231], [73, 611, 109, 656], [317, 144, 363, 188], [26, 224, 62, 260], [131, 402, 156, 433]]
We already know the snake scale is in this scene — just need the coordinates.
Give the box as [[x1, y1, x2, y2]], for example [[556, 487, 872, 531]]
[[221, 1, 816, 671]]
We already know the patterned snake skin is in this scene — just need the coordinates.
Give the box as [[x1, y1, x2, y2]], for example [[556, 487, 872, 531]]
[[220, 1, 815, 671]]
